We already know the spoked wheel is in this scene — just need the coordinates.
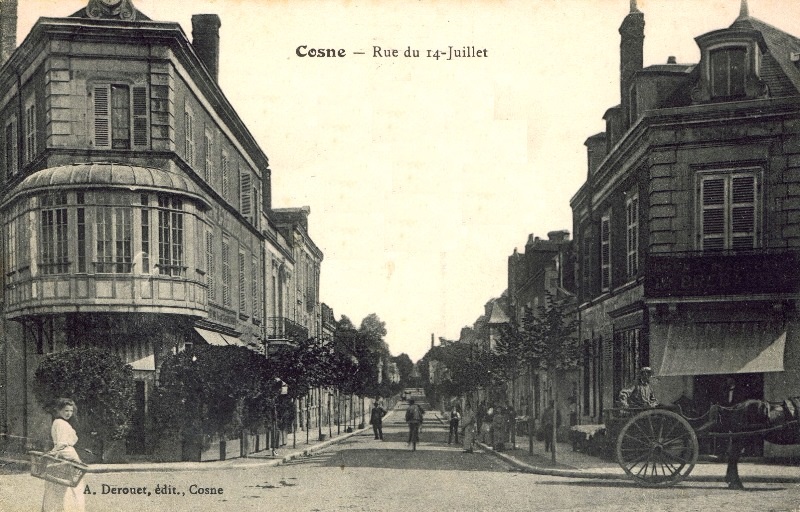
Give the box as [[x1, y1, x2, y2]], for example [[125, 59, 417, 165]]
[[616, 409, 698, 487]]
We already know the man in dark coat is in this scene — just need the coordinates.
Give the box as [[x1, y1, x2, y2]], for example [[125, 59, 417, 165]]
[[370, 402, 387, 440]]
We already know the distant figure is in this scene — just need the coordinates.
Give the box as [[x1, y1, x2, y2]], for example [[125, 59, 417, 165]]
[[405, 399, 424, 450], [492, 405, 507, 451], [370, 401, 386, 440], [618, 367, 659, 409], [477, 401, 487, 439], [719, 377, 742, 407], [461, 403, 477, 453], [542, 400, 562, 453], [448, 405, 461, 444]]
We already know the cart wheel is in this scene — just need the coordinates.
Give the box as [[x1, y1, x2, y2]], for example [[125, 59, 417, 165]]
[[616, 409, 698, 487]]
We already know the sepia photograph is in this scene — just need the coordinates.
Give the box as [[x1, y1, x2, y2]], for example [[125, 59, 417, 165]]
[[1, 0, 800, 510]]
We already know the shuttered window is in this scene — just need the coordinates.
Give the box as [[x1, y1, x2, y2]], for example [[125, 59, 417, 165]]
[[238, 250, 247, 315], [626, 194, 638, 277], [93, 84, 148, 149], [222, 237, 231, 307], [206, 231, 215, 303], [24, 97, 36, 163], [184, 104, 194, 166], [600, 213, 611, 292], [700, 172, 758, 251], [5, 120, 15, 178], [204, 128, 213, 182], [221, 151, 229, 198], [132, 86, 148, 147], [240, 172, 252, 220]]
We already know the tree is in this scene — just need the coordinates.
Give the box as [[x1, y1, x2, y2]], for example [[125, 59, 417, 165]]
[[152, 345, 280, 457], [33, 347, 135, 459], [522, 291, 579, 462], [391, 353, 415, 388]]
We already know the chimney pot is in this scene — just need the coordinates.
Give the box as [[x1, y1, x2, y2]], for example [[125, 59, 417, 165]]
[[667, 56, 677, 64]]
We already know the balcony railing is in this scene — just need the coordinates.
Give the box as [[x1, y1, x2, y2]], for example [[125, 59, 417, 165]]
[[266, 316, 309, 343], [645, 249, 800, 298]]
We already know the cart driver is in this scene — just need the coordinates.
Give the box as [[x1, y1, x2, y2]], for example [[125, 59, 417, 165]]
[[618, 367, 659, 409]]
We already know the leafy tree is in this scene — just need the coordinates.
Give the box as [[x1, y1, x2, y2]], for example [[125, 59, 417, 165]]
[[33, 347, 135, 452], [522, 291, 579, 462], [152, 345, 279, 452], [391, 353, 415, 388]]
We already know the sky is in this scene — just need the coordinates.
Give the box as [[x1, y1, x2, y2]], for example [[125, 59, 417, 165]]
[[18, 0, 800, 362]]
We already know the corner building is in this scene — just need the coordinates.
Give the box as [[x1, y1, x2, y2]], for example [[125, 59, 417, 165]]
[[571, 0, 800, 458], [0, 0, 307, 457]]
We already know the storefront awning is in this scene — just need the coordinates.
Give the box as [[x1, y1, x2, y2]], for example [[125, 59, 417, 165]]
[[194, 327, 242, 347], [658, 322, 786, 376], [129, 354, 155, 371]]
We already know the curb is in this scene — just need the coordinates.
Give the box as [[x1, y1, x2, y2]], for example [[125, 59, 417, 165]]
[[2, 425, 377, 475], [477, 442, 800, 484]]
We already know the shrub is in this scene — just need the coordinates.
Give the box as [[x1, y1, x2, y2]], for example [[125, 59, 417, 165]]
[[33, 347, 135, 442]]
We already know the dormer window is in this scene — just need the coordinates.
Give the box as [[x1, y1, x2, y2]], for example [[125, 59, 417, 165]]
[[692, 28, 767, 104], [710, 46, 747, 99]]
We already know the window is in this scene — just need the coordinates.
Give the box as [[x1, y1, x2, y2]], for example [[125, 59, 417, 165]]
[[40, 192, 69, 275], [626, 194, 639, 277], [157, 195, 184, 276], [76, 193, 86, 273], [240, 171, 252, 221], [204, 128, 213, 182], [600, 212, 611, 292], [206, 231, 215, 302], [222, 237, 231, 307], [5, 119, 15, 179], [95, 193, 132, 273], [699, 171, 758, 251], [140, 195, 150, 273], [252, 257, 259, 321], [93, 84, 148, 149], [184, 103, 194, 166], [238, 250, 247, 315], [221, 151, 229, 198], [613, 329, 643, 402], [710, 47, 747, 99], [24, 96, 36, 163]]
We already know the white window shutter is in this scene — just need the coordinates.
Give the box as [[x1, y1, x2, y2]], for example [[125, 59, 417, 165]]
[[240, 172, 252, 220], [94, 85, 111, 148]]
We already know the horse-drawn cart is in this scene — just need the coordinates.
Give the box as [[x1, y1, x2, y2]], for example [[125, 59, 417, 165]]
[[605, 407, 698, 487], [604, 402, 800, 488]]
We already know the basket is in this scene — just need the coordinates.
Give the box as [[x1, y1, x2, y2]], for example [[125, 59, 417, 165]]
[[28, 451, 88, 487]]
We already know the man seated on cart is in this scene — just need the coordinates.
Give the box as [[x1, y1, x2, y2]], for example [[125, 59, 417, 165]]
[[619, 367, 683, 415], [618, 367, 659, 409]]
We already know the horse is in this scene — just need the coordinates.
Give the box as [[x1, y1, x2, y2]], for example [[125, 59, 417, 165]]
[[696, 397, 800, 489]]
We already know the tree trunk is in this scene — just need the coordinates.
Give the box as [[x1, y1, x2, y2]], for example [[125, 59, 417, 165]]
[[551, 369, 557, 464], [528, 363, 534, 455]]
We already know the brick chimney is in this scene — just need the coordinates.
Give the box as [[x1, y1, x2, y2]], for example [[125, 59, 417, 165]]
[[191, 14, 221, 82], [619, 0, 644, 132], [0, 0, 17, 66], [584, 132, 607, 177]]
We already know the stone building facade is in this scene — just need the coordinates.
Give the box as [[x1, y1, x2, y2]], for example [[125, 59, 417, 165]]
[[571, 0, 800, 458], [0, 0, 322, 459]]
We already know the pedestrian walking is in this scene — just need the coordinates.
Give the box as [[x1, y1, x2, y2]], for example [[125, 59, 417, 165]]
[[461, 403, 477, 453], [405, 399, 424, 451], [370, 401, 386, 440], [492, 405, 507, 451], [447, 405, 461, 444], [41, 398, 86, 512], [542, 400, 562, 453]]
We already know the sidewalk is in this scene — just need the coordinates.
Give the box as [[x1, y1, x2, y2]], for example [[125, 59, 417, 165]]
[[476, 434, 800, 484], [1, 419, 382, 475]]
